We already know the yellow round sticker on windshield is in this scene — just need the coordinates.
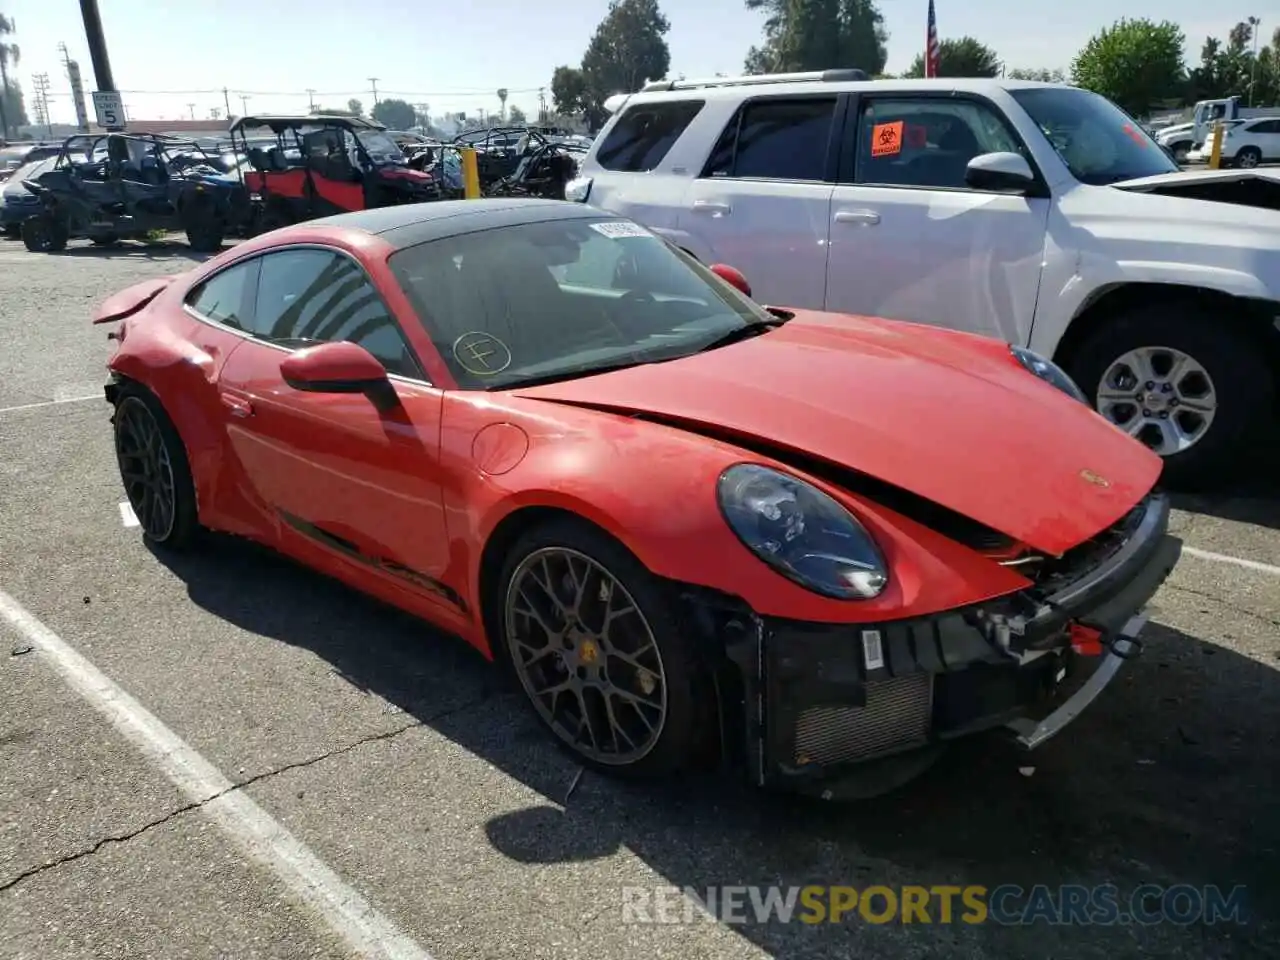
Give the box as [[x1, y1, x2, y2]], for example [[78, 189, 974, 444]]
[[453, 331, 513, 376]]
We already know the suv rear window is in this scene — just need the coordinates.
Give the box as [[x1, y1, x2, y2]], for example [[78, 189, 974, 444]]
[[594, 100, 705, 172], [702, 97, 837, 181]]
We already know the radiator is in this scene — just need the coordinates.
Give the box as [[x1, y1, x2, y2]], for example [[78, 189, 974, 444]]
[[793, 672, 934, 766]]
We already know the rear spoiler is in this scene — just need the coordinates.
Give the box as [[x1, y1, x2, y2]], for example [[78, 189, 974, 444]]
[[92, 276, 175, 324]]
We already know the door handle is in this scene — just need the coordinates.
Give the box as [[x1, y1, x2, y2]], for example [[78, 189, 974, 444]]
[[220, 393, 254, 418], [834, 209, 881, 225], [691, 200, 732, 215]]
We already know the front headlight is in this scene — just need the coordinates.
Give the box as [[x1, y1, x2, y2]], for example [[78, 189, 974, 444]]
[[717, 464, 888, 599], [1010, 345, 1087, 403]]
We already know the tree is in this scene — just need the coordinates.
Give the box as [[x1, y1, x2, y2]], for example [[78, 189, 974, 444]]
[[347, 98, 364, 117], [742, 0, 887, 76], [507, 105, 526, 123], [1189, 22, 1280, 105], [578, 0, 671, 129], [1071, 18, 1185, 116], [371, 98, 415, 130], [0, 12, 19, 141], [1008, 67, 1066, 83], [550, 65, 587, 116], [905, 36, 1000, 78]]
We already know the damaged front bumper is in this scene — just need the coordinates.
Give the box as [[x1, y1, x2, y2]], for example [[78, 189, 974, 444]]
[[690, 493, 1182, 798]]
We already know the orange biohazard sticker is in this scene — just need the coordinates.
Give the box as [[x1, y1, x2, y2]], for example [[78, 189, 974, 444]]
[[871, 121, 904, 157]]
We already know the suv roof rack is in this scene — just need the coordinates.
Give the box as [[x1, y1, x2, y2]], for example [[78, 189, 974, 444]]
[[640, 68, 869, 93]]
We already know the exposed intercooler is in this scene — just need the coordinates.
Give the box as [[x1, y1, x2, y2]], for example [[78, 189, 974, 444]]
[[793, 672, 934, 766]]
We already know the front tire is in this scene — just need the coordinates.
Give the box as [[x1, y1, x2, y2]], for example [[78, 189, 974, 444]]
[[494, 517, 710, 778], [1066, 302, 1273, 489], [112, 385, 199, 548], [21, 214, 68, 252]]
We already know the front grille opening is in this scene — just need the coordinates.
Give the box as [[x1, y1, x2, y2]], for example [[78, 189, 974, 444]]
[[1026, 499, 1146, 590], [631, 415, 1014, 552], [794, 673, 933, 766]]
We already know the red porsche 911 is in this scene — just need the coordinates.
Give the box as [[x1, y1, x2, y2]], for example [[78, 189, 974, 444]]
[[94, 199, 1182, 798]]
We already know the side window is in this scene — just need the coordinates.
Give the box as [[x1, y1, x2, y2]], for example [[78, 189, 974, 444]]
[[854, 98, 1025, 190], [252, 249, 424, 380], [185, 261, 254, 329], [1249, 119, 1280, 134], [594, 100, 705, 172], [704, 98, 836, 181]]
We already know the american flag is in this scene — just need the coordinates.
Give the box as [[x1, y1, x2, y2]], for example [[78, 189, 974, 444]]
[[925, 0, 941, 78]]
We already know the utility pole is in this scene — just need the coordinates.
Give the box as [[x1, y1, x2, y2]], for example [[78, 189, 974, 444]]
[[187, 102, 195, 120], [31, 72, 53, 138], [78, 0, 125, 139], [538, 87, 547, 122], [223, 87, 232, 119], [306, 88, 316, 112], [368, 78, 379, 106], [240, 94, 251, 115], [59, 41, 91, 132]]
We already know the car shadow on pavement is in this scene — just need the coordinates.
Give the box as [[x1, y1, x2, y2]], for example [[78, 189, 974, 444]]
[[1169, 446, 1280, 531], [151, 534, 1280, 959], [46, 242, 214, 263]]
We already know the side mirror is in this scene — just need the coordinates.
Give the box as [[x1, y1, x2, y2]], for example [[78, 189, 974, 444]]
[[964, 152, 1037, 193], [280, 341, 390, 395], [710, 263, 752, 298]]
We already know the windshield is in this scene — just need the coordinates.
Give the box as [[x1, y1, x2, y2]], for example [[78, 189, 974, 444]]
[[355, 129, 405, 164], [389, 217, 771, 389], [1010, 87, 1179, 185]]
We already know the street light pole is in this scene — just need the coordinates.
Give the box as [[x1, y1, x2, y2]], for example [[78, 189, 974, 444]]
[[1248, 16, 1261, 108]]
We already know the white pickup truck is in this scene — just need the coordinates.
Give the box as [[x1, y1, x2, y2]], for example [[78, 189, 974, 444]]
[[566, 73, 1280, 487]]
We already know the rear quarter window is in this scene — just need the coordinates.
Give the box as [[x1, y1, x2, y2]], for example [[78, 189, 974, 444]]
[[594, 100, 705, 172]]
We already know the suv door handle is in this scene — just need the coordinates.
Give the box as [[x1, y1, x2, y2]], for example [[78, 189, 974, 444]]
[[834, 209, 881, 225], [691, 200, 732, 215], [220, 393, 254, 418]]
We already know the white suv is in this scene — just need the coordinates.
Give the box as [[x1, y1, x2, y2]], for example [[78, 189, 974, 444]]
[[567, 70, 1280, 488]]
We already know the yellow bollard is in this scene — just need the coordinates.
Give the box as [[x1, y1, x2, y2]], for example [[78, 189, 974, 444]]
[[460, 147, 481, 199], [1207, 120, 1224, 170]]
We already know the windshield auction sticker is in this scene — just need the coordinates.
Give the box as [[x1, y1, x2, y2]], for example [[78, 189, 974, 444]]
[[452, 331, 512, 376], [871, 121, 904, 157], [590, 221, 652, 239]]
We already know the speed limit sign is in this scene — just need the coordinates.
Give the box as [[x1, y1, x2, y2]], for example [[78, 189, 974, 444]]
[[92, 90, 124, 128]]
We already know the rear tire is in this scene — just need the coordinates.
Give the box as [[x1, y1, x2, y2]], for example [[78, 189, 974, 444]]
[[1234, 146, 1262, 169], [112, 385, 200, 549], [1065, 302, 1273, 490], [183, 200, 225, 253]]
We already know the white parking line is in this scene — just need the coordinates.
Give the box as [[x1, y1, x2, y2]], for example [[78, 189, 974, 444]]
[[0, 587, 435, 960], [1182, 546, 1280, 577], [118, 502, 139, 528], [0, 394, 101, 415]]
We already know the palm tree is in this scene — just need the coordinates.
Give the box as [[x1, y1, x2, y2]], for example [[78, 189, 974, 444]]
[[0, 13, 18, 141]]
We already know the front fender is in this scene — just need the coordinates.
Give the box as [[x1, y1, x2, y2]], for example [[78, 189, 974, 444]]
[[448, 398, 1031, 628], [1033, 257, 1278, 358]]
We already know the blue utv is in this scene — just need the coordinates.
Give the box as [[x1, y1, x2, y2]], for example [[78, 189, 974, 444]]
[[18, 132, 251, 253]]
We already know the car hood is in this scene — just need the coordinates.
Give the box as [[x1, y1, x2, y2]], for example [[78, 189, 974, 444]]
[[511, 312, 1162, 555], [1110, 167, 1280, 213]]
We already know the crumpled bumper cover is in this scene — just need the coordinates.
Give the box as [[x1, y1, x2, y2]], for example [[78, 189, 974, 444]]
[[698, 493, 1181, 796]]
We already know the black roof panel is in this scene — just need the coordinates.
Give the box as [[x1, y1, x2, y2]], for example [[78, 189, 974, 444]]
[[307, 199, 607, 249]]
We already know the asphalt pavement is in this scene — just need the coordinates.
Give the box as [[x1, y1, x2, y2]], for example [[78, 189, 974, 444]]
[[1, 237, 1278, 960]]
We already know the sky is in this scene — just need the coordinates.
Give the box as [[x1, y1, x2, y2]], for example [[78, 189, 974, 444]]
[[2, 0, 1258, 125]]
